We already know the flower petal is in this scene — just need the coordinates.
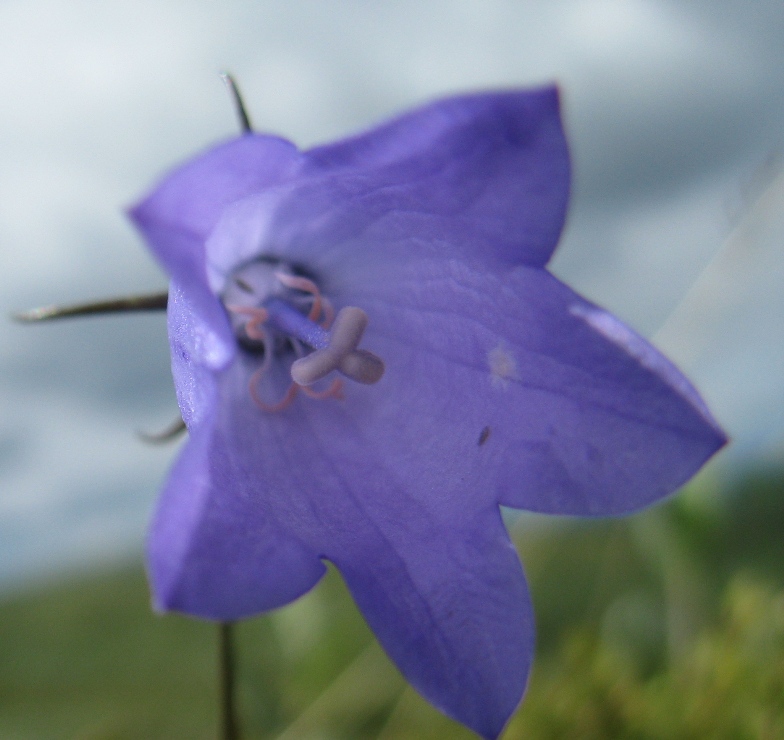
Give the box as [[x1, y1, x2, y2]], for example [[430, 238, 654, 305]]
[[133, 85, 727, 740], [166, 279, 233, 428], [204, 87, 570, 283], [302, 87, 570, 269], [130, 137, 304, 376], [331, 507, 532, 740], [129, 134, 301, 287], [335, 259, 727, 516], [147, 423, 327, 621], [182, 355, 533, 737], [154, 243, 724, 728]]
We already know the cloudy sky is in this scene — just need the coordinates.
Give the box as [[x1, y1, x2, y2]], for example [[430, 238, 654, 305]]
[[1, 0, 782, 589]]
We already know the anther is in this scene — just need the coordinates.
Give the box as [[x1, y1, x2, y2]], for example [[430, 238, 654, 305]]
[[290, 306, 385, 386]]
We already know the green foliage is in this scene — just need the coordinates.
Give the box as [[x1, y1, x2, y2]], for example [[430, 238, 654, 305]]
[[0, 466, 782, 738], [508, 575, 784, 740]]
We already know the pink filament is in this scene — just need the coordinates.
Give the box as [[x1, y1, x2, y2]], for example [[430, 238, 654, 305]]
[[225, 304, 269, 341], [249, 373, 299, 413], [301, 378, 344, 400], [249, 370, 343, 413], [274, 272, 323, 321], [230, 281, 344, 413], [274, 271, 335, 328]]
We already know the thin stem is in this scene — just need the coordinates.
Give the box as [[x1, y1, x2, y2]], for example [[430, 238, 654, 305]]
[[220, 72, 253, 134], [12, 292, 168, 322], [219, 622, 240, 740], [137, 417, 187, 445]]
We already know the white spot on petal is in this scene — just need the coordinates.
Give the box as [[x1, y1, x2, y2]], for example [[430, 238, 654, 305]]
[[488, 343, 518, 389]]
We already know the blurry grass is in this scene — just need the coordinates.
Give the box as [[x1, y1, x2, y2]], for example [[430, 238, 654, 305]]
[[0, 466, 783, 739], [505, 575, 784, 739]]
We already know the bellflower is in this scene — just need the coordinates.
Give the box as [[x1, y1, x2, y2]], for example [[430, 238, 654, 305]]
[[130, 87, 726, 739]]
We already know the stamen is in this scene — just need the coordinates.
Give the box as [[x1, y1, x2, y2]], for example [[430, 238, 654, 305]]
[[250, 374, 299, 412], [247, 336, 299, 412], [222, 259, 385, 412], [226, 304, 269, 342], [274, 272, 324, 321], [301, 378, 344, 400], [319, 296, 335, 328]]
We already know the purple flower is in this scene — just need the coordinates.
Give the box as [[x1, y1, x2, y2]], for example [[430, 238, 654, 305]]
[[130, 87, 726, 739]]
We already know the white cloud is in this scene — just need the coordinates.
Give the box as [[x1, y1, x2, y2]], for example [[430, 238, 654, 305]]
[[559, 0, 772, 196]]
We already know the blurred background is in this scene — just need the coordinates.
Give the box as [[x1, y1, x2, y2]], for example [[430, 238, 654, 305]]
[[1, 1, 782, 737]]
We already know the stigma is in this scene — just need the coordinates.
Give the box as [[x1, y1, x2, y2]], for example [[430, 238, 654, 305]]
[[221, 259, 384, 411]]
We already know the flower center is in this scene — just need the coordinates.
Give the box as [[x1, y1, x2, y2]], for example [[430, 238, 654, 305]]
[[221, 258, 384, 411]]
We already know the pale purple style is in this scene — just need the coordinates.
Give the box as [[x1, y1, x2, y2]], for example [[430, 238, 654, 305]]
[[130, 87, 726, 739]]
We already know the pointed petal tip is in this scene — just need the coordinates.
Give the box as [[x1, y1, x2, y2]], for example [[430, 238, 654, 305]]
[[329, 507, 534, 740], [454, 699, 522, 740], [713, 427, 731, 455]]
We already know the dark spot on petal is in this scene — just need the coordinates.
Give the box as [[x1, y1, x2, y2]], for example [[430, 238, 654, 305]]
[[234, 278, 254, 293], [478, 426, 491, 446]]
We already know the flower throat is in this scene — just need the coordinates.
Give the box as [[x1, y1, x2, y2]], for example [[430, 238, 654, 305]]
[[221, 258, 384, 412]]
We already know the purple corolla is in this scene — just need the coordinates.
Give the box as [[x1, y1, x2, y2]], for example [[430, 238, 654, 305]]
[[130, 87, 726, 739]]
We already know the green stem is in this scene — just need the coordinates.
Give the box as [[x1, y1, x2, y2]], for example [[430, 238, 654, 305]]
[[219, 622, 239, 740]]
